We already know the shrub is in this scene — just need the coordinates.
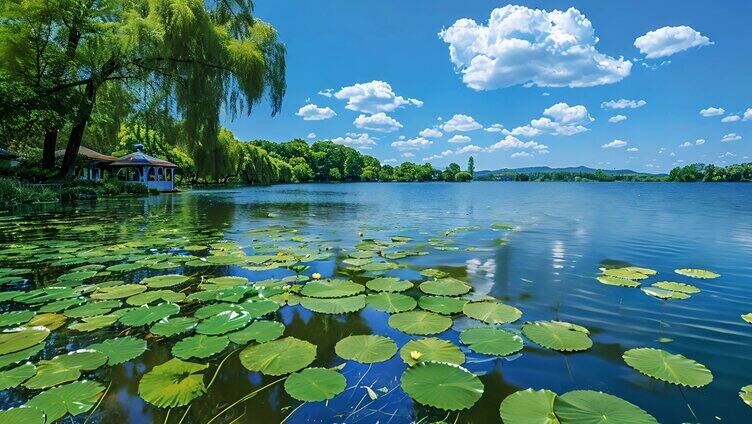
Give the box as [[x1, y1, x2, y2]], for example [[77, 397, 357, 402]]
[[0, 177, 58, 205]]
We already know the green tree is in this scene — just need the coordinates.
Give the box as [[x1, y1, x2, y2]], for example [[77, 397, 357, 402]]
[[467, 156, 475, 176]]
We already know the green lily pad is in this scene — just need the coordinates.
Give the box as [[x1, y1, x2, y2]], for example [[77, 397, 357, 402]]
[[674, 268, 720, 279], [138, 358, 208, 408], [27, 313, 66, 331], [242, 299, 280, 318], [301, 279, 364, 298], [228, 320, 285, 344], [399, 337, 465, 366], [119, 303, 180, 326], [499, 389, 559, 424], [151, 317, 198, 337], [106, 262, 143, 272], [420, 268, 449, 278], [388, 311, 452, 335], [26, 381, 105, 422], [300, 295, 366, 314], [554, 390, 657, 424], [196, 310, 251, 335], [400, 362, 483, 410], [90, 284, 147, 300], [365, 277, 413, 292], [463, 301, 522, 324], [596, 275, 640, 288], [419, 277, 471, 296], [172, 334, 230, 359], [652, 281, 700, 294], [641, 287, 690, 300], [743, 313, 752, 324], [89, 336, 147, 365], [64, 300, 122, 318], [0, 342, 44, 368], [39, 297, 86, 313], [239, 337, 316, 376], [366, 292, 417, 313], [126, 289, 186, 306], [25, 349, 108, 389], [141, 274, 190, 288], [284, 367, 347, 402], [69, 314, 118, 332], [58, 270, 98, 284], [418, 296, 467, 315], [335, 335, 397, 363], [741, 385, 752, 408], [460, 327, 524, 356], [200, 276, 248, 290], [0, 326, 50, 355], [0, 362, 36, 390], [522, 321, 593, 352], [0, 310, 35, 327], [623, 348, 713, 387], [0, 406, 45, 423], [602, 268, 651, 280]]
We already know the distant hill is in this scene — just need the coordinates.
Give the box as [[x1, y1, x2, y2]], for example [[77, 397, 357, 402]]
[[475, 166, 659, 177]]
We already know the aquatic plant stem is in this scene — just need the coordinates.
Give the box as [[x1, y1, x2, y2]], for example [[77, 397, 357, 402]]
[[83, 379, 112, 424], [163, 409, 171, 424], [176, 405, 192, 424], [280, 401, 307, 423], [205, 376, 287, 424], [678, 386, 699, 421]]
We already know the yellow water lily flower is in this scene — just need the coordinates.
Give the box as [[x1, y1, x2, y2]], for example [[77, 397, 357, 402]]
[[312, 272, 321, 280], [410, 350, 422, 361]]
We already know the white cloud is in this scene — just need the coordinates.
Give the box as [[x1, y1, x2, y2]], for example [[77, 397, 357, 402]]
[[307, 132, 317, 139], [504, 125, 542, 137], [456, 144, 483, 154], [699, 107, 725, 117], [679, 141, 693, 148], [334, 80, 421, 114], [331, 132, 377, 149], [296, 104, 337, 121], [721, 115, 740, 123], [626, 147, 639, 152], [442, 114, 483, 132], [484, 123, 504, 132], [506, 103, 593, 137], [695, 138, 706, 145], [392, 137, 433, 151], [438, 5, 631, 90], [487, 135, 548, 152], [448, 135, 472, 144], [382, 158, 398, 164], [602, 139, 627, 148], [401, 152, 415, 158], [511, 151, 533, 158], [721, 133, 742, 142], [634, 26, 712, 59], [743, 107, 752, 121], [419, 128, 443, 138], [353, 113, 403, 133], [601, 99, 646, 109], [318, 89, 334, 97], [608, 115, 628, 123]]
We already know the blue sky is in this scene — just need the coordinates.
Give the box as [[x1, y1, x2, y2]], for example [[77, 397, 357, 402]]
[[223, 1, 752, 172]]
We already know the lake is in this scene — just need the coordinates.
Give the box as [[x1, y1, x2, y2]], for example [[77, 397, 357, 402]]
[[1, 182, 751, 423]]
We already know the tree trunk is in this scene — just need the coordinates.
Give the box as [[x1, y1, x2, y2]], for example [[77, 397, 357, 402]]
[[42, 129, 58, 168], [60, 80, 95, 178]]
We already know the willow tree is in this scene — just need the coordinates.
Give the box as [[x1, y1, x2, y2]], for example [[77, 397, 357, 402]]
[[0, 0, 285, 176]]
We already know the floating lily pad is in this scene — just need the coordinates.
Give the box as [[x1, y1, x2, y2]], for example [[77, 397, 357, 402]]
[[399, 337, 465, 366], [196, 310, 251, 335], [674, 268, 720, 279], [0, 362, 36, 390], [743, 313, 752, 324], [39, 297, 86, 313], [602, 268, 651, 280], [300, 295, 366, 314], [596, 275, 640, 288], [554, 390, 657, 424], [239, 337, 316, 375], [228, 320, 285, 344], [418, 296, 467, 315], [172, 334, 229, 359], [0, 342, 44, 368], [89, 336, 147, 365], [335, 335, 397, 363], [284, 368, 347, 402], [26, 381, 105, 422], [741, 385, 752, 408], [652, 281, 700, 294], [463, 301, 522, 324], [242, 299, 280, 318], [499, 389, 559, 424], [366, 292, 417, 313], [522, 321, 592, 352], [419, 278, 471, 296], [0, 310, 35, 327], [27, 313, 66, 331], [119, 303, 180, 326], [25, 349, 107, 389], [126, 289, 186, 306], [0, 326, 50, 355], [400, 362, 483, 410], [460, 327, 524, 356], [141, 274, 190, 288], [641, 287, 690, 300], [64, 300, 122, 318], [623, 348, 713, 387], [301, 279, 364, 298], [420, 268, 449, 278], [151, 317, 198, 337], [90, 284, 147, 300], [365, 277, 413, 292], [138, 358, 208, 408], [388, 311, 452, 335], [200, 276, 248, 290], [0, 406, 45, 423], [69, 314, 118, 332]]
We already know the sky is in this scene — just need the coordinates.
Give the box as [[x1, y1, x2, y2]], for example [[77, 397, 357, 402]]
[[222, 0, 752, 172]]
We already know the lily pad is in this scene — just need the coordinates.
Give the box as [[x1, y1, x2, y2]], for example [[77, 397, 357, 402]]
[[335, 335, 397, 363], [743, 313, 752, 324], [126, 289, 186, 306], [69, 314, 118, 332], [554, 390, 657, 424], [0, 362, 36, 390], [284, 367, 347, 402], [596, 275, 640, 288], [300, 295, 366, 314], [0, 406, 45, 423], [366, 292, 417, 313], [0, 326, 50, 355], [119, 303, 180, 326], [151, 317, 198, 337], [741, 385, 752, 408], [602, 268, 651, 280], [522, 321, 593, 352], [0, 342, 44, 368], [400, 362, 483, 410], [674, 268, 720, 279], [301, 279, 364, 298], [399, 337, 465, 366], [141, 274, 190, 288], [460, 327, 524, 356], [64, 300, 122, 318], [25, 349, 108, 389], [0, 310, 35, 327], [172, 334, 230, 359], [27, 313, 66, 331], [90, 284, 147, 300], [138, 358, 208, 408], [418, 296, 467, 315], [499, 389, 559, 424], [365, 277, 413, 292], [419, 277, 471, 296], [26, 380, 105, 422], [652, 281, 700, 294], [240, 337, 316, 375], [463, 301, 522, 324], [388, 311, 452, 335], [641, 287, 690, 300], [196, 310, 251, 335], [623, 348, 713, 387], [88, 336, 147, 365], [228, 320, 285, 344]]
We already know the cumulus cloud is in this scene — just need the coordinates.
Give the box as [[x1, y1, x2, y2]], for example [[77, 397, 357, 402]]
[[602, 139, 627, 148], [626, 147, 639, 152], [505, 103, 593, 137], [721, 115, 741, 123], [448, 135, 472, 144], [487, 135, 549, 153], [608, 115, 628, 123], [510, 151, 533, 158], [307, 132, 317, 139], [438, 5, 631, 90], [721, 133, 742, 142], [634, 26, 712, 59], [601, 99, 646, 109], [401, 152, 415, 158], [744, 108, 752, 121], [296, 104, 337, 121], [442, 114, 483, 132], [353, 113, 403, 132], [699, 107, 725, 117], [695, 138, 706, 145], [484, 123, 504, 132], [331, 133, 377, 149], [679, 141, 693, 148], [419, 128, 443, 138], [392, 137, 433, 151], [334, 81, 422, 114]]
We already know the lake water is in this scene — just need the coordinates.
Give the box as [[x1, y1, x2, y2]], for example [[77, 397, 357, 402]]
[[1, 182, 751, 423]]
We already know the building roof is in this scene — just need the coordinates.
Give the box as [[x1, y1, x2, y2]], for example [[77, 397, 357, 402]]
[[110, 151, 177, 168], [0, 148, 19, 159], [55, 146, 116, 162]]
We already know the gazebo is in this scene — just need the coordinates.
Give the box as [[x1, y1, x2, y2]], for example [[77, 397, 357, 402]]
[[110, 144, 177, 192], [54, 146, 116, 180]]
